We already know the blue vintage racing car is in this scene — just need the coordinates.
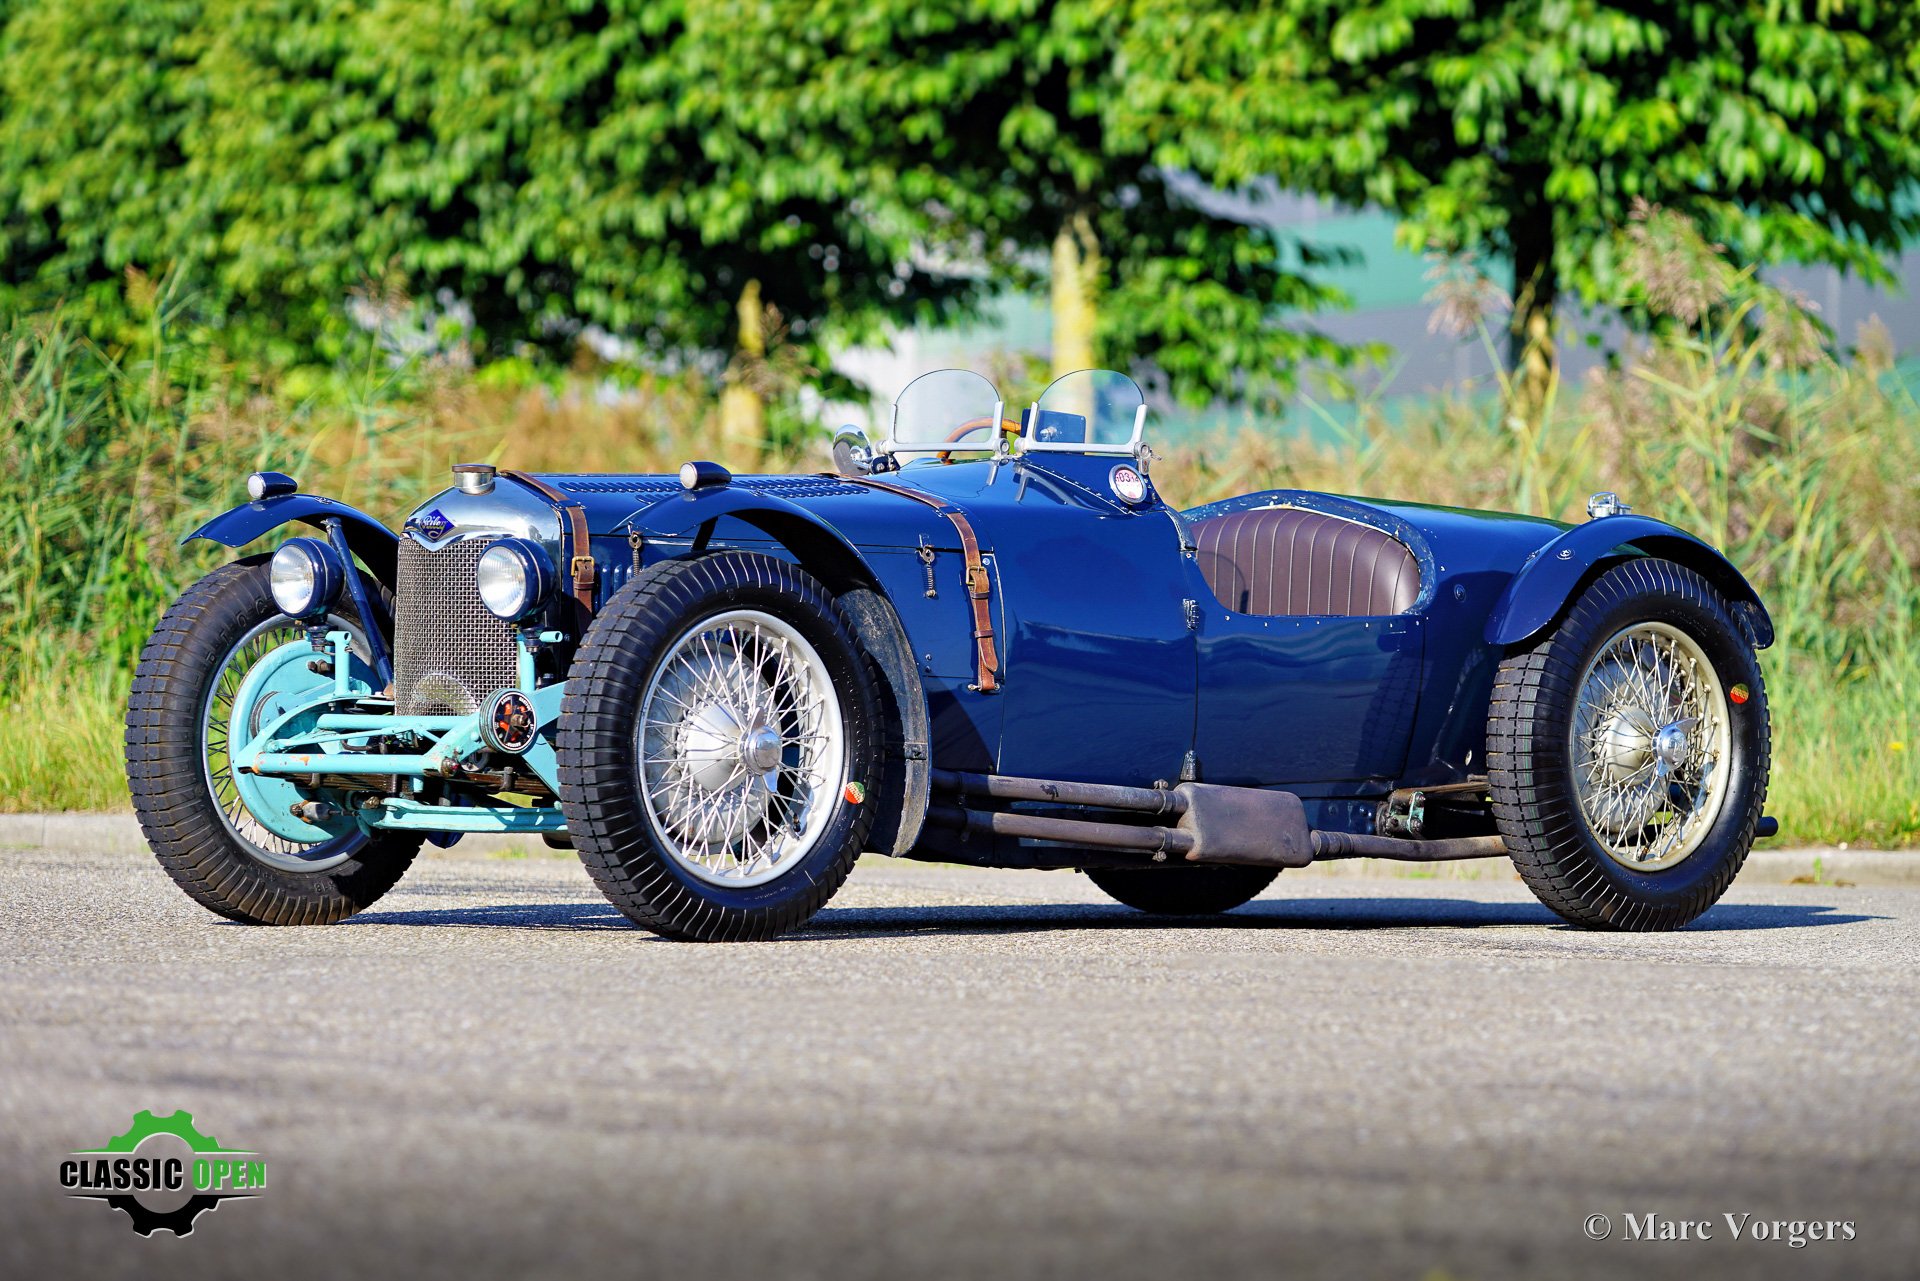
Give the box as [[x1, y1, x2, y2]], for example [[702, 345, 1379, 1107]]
[[127, 368, 1776, 939]]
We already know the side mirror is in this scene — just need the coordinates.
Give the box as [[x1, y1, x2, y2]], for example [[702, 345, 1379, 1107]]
[[830, 426, 877, 477]]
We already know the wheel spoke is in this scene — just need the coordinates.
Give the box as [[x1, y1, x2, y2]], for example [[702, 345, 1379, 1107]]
[[635, 609, 845, 886], [1569, 621, 1731, 871]]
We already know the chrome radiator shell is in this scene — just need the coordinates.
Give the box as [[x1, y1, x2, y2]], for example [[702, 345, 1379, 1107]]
[[393, 537, 520, 715]]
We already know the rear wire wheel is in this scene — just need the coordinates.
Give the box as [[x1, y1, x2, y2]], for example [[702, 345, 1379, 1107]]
[[1487, 558, 1770, 931]]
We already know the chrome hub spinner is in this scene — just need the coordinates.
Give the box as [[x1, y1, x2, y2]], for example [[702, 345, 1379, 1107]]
[[741, 724, 785, 775], [1652, 720, 1693, 771]]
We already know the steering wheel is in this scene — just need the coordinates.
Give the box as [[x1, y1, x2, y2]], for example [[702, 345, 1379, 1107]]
[[936, 417, 1023, 464]]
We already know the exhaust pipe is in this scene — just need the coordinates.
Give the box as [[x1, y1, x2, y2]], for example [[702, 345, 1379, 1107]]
[[930, 769, 1186, 816], [926, 804, 1194, 859], [927, 771, 1506, 869], [1309, 830, 1507, 861]]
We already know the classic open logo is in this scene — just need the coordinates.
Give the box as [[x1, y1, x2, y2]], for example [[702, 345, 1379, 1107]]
[[59, 1110, 264, 1237]]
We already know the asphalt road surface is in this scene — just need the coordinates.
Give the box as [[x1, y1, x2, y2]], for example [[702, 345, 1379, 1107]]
[[2, 844, 1915, 1281]]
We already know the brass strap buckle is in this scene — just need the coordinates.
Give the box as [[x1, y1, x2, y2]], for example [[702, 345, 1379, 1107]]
[[571, 553, 597, 586], [964, 562, 991, 597]]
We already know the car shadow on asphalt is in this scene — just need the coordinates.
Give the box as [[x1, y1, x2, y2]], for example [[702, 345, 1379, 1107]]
[[347, 901, 636, 930], [341, 897, 1880, 937], [792, 898, 1881, 938]]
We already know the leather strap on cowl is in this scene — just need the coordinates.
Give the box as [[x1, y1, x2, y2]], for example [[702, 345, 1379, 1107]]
[[500, 471, 597, 619], [832, 475, 1001, 693]]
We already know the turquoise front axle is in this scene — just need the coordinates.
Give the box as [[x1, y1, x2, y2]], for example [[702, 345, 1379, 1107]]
[[228, 629, 568, 842]]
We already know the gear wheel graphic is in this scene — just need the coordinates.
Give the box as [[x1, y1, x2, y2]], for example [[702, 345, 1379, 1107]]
[[101, 1191, 224, 1238], [102, 1108, 223, 1154], [95, 1110, 229, 1237]]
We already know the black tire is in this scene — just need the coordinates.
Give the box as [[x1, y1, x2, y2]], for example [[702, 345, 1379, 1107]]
[[125, 558, 422, 925], [1487, 558, 1770, 931], [556, 552, 881, 941], [1084, 865, 1279, 915]]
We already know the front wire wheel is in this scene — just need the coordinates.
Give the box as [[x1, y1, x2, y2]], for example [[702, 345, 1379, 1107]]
[[1487, 558, 1770, 931], [127, 558, 422, 924], [637, 609, 847, 888], [558, 552, 881, 941]]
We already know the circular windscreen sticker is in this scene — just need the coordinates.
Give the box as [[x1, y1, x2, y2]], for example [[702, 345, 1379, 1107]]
[[1109, 464, 1149, 505]]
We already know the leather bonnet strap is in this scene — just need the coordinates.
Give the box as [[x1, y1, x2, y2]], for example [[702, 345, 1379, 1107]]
[[831, 474, 1000, 693], [499, 471, 597, 619]]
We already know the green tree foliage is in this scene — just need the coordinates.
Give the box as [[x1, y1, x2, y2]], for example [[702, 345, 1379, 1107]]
[[0, 1, 210, 345], [1107, 0, 1920, 405], [0, 0, 1356, 405], [682, 0, 1355, 405], [0, 0, 972, 385], [366, 1, 979, 379]]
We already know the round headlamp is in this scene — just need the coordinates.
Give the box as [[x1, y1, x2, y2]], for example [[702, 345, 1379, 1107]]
[[476, 539, 557, 622], [269, 537, 346, 619]]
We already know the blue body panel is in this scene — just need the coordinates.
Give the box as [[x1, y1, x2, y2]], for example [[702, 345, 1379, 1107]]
[[1179, 490, 1567, 788], [184, 493, 400, 585], [941, 462, 1195, 784], [1194, 613, 1424, 785], [503, 456, 1770, 857], [540, 459, 1780, 805]]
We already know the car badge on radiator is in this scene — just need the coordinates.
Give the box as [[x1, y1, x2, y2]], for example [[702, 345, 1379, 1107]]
[[405, 508, 455, 541]]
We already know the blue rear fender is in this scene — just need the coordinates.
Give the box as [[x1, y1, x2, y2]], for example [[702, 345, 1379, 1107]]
[[184, 493, 399, 586], [1485, 515, 1774, 649]]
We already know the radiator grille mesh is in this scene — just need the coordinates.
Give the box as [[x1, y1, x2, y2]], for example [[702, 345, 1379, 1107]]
[[394, 538, 520, 715]]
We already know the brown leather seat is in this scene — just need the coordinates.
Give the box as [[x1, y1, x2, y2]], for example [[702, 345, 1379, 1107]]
[[1191, 507, 1419, 616]]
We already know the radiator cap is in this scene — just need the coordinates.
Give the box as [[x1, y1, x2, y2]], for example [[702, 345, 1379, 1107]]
[[452, 462, 497, 495]]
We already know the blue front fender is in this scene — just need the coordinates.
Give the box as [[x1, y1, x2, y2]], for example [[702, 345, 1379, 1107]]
[[1486, 516, 1774, 649], [623, 485, 900, 584], [184, 493, 398, 586], [627, 485, 849, 544]]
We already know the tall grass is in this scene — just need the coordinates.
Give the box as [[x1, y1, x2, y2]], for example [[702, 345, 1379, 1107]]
[[1151, 210, 1920, 849], [0, 286, 811, 810], [3, 225, 1917, 846]]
